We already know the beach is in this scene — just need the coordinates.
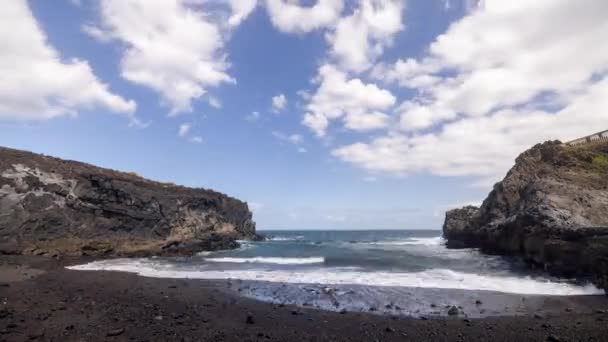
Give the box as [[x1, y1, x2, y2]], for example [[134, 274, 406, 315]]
[[1, 255, 608, 342]]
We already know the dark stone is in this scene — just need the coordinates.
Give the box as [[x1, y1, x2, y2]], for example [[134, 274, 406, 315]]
[[27, 331, 45, 340], [0, 309, 11, 319], [245, 313, 255, 325], [385, 327, 395, 333], [546, 335, 560, 342], [448, 306, 459, 316], [106, 328, 125, 337]]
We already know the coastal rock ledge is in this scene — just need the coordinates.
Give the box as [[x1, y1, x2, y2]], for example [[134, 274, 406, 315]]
[[443, 141, 608, 292], [0, 146, 258, 257]]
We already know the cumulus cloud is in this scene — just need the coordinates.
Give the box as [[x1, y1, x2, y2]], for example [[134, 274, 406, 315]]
[[334, 0, 608, 184], [228, 0, 258, 27], [302, 64, 396, 136], [271, 93, 287, 113], [266, 0, 403, 72], [326, 0, 404, 72], [0, 0, 136, 123], [334, 79, 608, 185], [86, 0, 241, 116], [265, 0, 345, 33]]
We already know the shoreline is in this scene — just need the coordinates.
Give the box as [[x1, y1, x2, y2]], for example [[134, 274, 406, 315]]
[[2, 256, 608, 341]]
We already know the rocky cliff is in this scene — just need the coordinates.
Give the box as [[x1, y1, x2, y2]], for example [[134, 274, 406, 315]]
[[443, 141, 608, 292], [0, 147, 257, 257]]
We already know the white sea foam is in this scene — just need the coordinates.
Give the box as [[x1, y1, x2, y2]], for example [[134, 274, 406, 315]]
[[203, 257, 325, 265], [267, 236, 305, 241], [68, 260, 603, 296], [368, 237, 445, 246]]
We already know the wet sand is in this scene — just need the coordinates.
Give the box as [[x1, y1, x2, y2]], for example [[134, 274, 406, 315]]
[[1, 256, 608, 341]]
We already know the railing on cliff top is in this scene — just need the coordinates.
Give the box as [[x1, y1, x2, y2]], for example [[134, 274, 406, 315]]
[[565, 130, 608, 146]]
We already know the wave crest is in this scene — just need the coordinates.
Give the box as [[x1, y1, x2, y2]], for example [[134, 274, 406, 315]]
[[68, 260, 602, 296], [204, 257, 324, 265]]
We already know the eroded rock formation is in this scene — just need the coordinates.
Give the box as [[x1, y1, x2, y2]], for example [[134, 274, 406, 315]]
[[0, 147, 257, 257], [443, 141, 608, 292]]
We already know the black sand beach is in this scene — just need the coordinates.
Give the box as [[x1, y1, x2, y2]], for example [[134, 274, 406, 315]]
[[2, 256, 608, 342]]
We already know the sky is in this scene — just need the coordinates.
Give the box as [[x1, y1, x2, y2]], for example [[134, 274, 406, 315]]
[[1, 0, 607, 230]]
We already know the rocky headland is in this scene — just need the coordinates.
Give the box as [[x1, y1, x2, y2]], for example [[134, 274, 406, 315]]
[[443, 140, 608, 292], [0, 146, 258, 257]]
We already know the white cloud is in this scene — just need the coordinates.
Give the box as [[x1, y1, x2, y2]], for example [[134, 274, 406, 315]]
[[344, 111, 390, 131], [375, 0, 608, 130], [326, 0, 404, 72], [228, 0, 258, 27], [334, 78, 608, 184], [265, 0, 403, 72], [334, 0, 608, 184], [208, 96, 222, 109], [178, 123, 191, 137], [297, 147, 308, 153], [190, 136, 203, 143], [288, 134, 303, 144], [302, 64, 396, 136], [272, 131, 303, 145], [271, 93, 287, 113], [245, 111, 260, 121], [265, 0, 345, 33], [87, 0, 239, 115], [0, 1, 136, 123], [302, 112, 329, 137]]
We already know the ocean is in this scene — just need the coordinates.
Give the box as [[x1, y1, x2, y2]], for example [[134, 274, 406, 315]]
[[70, 230, 603, 317]]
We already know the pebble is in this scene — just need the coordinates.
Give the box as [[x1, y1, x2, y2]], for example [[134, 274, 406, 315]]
[[106, 328, 125, 337], [245, 313, 255, 325], [27, 331, 45, 340], [448, 306, 459, 316]]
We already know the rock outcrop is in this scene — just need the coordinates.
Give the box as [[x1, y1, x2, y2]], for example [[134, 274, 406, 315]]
[[0, 146, 258, 257], [443, 141, 608, 292]]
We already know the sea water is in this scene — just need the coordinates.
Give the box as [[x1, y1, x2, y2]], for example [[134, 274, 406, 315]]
[[69, 230, 603, 317]]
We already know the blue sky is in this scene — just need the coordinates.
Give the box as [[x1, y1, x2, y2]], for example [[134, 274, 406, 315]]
[[1, 1, 607, 230]]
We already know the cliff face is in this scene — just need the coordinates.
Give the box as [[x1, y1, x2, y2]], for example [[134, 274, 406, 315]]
[[443, 141, 608, 291], [0, 147, 257, 257]]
